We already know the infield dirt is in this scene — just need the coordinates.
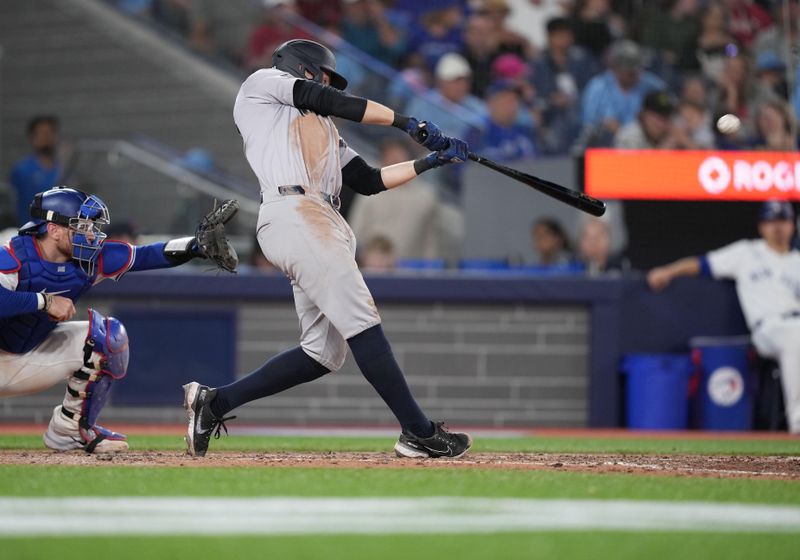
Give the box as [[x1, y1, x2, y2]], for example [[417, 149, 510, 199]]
[[2, 450, 799, 480]]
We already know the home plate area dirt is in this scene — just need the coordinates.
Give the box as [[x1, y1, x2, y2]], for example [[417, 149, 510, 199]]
[[2, 451, 799, 480]]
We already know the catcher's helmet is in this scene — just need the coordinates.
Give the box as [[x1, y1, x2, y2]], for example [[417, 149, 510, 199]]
[[272, 39, 348, 90], [19, 186, 110, 276]]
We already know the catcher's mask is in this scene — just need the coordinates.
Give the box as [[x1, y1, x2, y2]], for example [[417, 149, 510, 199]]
[[272, 39, 348, 90], [20, 186, 110, 276]]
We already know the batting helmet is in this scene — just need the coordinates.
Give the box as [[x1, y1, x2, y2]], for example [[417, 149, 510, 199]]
[[19, 186, 110, 276], [272, 39, 348, 90]]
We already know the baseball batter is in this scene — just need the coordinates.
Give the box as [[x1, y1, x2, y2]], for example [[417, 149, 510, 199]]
[[184, 39, 472, 458], [0, 187, 229, 452], [648, 200, 800, 434]]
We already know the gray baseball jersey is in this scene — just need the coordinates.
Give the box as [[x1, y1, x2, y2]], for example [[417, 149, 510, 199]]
[[234, 68, 359, 202], [234, 69, 381, 370]]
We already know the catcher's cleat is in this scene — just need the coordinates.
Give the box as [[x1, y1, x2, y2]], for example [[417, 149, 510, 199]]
[[394, 421, 472, 459], [183, 382, 236, 457], [43, 406, 128, 454]]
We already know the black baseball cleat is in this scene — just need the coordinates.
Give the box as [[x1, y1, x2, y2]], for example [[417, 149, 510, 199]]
[[394, 421, 473, 459], [182, 382, 236, 457]]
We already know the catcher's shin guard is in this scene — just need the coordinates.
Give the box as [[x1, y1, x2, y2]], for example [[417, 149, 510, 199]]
[[43, 309, 129, 453]]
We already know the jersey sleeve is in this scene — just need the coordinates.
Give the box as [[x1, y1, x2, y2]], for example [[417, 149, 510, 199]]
[[241, 69, 298, 106], [339, 137, 359, 168], [96, 241, 135, 282], [706, 240, 749, 280]]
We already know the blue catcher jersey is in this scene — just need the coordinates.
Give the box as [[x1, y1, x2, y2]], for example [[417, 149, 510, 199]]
[[0, 235, 96, 354]]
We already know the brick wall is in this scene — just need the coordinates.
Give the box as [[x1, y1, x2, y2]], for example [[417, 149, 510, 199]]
[[2, 299, 589, 428]]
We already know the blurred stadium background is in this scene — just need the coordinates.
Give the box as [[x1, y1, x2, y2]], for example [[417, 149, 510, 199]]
[[1, 0, 798, 432]]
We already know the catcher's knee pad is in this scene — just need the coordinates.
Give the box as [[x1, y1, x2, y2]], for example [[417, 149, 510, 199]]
[[60, 309, 129, 446]]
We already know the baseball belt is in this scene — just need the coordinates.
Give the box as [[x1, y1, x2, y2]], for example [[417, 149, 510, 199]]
[[269, 185, 341, 211]]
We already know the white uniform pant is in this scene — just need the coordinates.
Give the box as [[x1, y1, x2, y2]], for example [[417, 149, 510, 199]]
[[256, 195, 381, 371], [0, 322, 87, 397], [752, 316, 800, 433]]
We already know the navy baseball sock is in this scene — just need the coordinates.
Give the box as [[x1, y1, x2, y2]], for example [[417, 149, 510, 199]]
[[348, 324, 434, 438], [210, 346, 329, 417]]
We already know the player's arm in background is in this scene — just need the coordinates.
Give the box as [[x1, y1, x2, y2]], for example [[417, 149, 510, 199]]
[[647, 240, 747, 291]]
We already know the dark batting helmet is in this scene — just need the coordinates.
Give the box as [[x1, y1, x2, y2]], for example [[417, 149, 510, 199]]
[[272, 39, 348, 90]]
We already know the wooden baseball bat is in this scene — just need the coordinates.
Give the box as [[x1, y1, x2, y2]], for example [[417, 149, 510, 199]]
[[467, 153, 606, 217]]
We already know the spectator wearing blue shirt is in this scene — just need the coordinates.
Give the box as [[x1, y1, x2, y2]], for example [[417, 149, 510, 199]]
[[404, 52, 487, 139], [580, 40, 665, 147], [8, 115, 62, 226], [468, 81, 537, 162], [533, 17, 600, 154], [405, 1, 465, 72]]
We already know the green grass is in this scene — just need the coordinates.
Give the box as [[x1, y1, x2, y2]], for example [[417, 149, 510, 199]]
[[2, 465, 798, 504], [3, 433, 799, 559], [3, 533, 799, 560], [2, 433, 799, 455]]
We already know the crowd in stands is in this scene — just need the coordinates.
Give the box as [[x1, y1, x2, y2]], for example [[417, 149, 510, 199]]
[[119, 0, 799, 158], [100, 0, 800, 272]]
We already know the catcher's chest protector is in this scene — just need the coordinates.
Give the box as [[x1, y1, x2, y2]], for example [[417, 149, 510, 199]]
[[0, 236, 93, 354]]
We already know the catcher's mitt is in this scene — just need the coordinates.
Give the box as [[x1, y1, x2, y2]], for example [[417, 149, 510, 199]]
[[195, 199, 239, 273]]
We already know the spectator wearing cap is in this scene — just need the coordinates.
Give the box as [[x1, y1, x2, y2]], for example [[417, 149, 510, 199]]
[[580, 40, 665, 145], [615, 90, 697, 150], [467, 81, 537, 162], [8, 115, 62, 225], [647, 200, 800, 434], [404, 52, 487, 139], [533, 16, 599, 154]]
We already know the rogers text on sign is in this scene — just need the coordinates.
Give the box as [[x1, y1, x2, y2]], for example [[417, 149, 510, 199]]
[[699, 156, 800, 195]]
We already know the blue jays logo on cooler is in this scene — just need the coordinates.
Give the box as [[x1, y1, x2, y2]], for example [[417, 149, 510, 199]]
[[707, 367, 745, 407]]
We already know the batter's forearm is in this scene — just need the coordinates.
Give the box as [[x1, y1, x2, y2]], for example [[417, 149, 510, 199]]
[[380, 161, 418, 189]]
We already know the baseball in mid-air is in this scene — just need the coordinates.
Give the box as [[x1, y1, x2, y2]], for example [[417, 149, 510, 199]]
[[716, 114, 741, 135]]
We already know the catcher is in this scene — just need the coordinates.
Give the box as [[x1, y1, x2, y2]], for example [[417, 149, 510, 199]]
[[0, 186, 238, 453]]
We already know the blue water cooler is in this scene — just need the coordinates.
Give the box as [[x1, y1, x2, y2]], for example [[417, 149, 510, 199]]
[[689, 336, 754, 430], [621, 353, 693, 429]]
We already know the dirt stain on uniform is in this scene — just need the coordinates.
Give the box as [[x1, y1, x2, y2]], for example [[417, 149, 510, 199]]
[[298, 197, 336, 243], [291, 113, 332, 191], [366, 296, 378, 316]]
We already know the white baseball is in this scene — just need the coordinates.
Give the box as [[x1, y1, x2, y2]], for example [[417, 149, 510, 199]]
[[716, 114, 741, 135]]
